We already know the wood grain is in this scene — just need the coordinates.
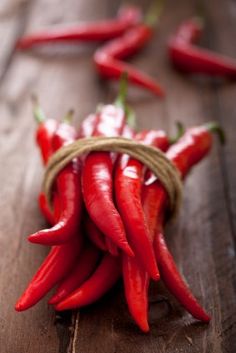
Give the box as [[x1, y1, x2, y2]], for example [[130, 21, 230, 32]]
[[0, 0, 235, 352]]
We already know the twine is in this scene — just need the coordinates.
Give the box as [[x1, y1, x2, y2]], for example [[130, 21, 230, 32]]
[[43, 136, 183, 220]]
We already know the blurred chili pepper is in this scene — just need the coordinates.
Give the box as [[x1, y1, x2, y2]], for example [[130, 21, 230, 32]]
[[168, 18, 236, 78], [94, 2, 165, 97], [17, 4, 142, 50]]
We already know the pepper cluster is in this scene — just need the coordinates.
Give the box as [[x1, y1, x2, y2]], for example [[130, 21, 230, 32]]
[[15, 78, 224, 332]]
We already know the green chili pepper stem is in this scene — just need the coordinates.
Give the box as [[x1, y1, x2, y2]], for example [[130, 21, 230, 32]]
[[115, 72, 137, 129], [31, 95, 47, 124], [63, 109, 74, 124], [169, 121, 185, 144], [145, 0, 165, 28], [115, 72, 128, 109], [205, 122, 225, 144]]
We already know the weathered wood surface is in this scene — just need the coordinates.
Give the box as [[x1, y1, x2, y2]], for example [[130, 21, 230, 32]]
[[0, 0, 235, 352]]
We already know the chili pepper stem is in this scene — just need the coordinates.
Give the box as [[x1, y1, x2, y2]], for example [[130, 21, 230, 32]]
[[115, 72, 137, 129], [115, 72, 128, 108], [63, 109, 74, 124], [31, 95, 47, 124], [205, 122, 225, 144], [169, 121, 185, 144], [145, 0, 165, 28]]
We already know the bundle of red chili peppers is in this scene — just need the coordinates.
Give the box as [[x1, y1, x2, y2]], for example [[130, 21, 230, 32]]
[[15, 77, 224, 332]]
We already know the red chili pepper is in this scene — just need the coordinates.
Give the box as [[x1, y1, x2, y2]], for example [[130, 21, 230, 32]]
[[17, 5, 142, 50], [55, 253, 121, 311], [84, 213, 107, 252], [28, 118, 82, 245], [116, 130, 169, 280], [82, 79, 134, 257], [154, 232, 210, 322], [118, 130, 169, 332], [33, 96, 59, 165], [94, 2, 165, 97], [142, 123, 224, 322], [105, 237, 119, 256], [15, 235, 82, 311], [168, 18, 236, 78], [38, 192, 61, 225], [48, 244, 100, 305]]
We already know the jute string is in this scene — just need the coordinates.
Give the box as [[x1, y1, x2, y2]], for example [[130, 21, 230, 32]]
[[43, 136, 183, 220]]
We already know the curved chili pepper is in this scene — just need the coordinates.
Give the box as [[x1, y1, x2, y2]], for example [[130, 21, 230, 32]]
[[82, 79, 134, 257], [116, 130, 169, 279], [94, 1, 165, 97], [17, 5, 142, 50], [33, 96, 59, 165], [168, 18, 236, 78], [154, 232, 210, 322], [55, 253, 121, 311], [105, 237, 119, 256], [48, 244, 100, 304], [141, 123, 224, 322], [28, 121, 82, 245], [38, 192, 61, 225], [84, 213, 107, 252], [119, 130, 169, 331], [15, 235, 82, 311]]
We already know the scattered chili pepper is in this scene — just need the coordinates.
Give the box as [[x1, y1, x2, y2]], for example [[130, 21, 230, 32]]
[[94, 4, 165, 97], [55, 253, 121, 311], [168, 18, 236, 78], [17, 5, 142, 50], [82, 77, 134, 256], [15, 235, 82, 311], [48, 243, 101, 304]]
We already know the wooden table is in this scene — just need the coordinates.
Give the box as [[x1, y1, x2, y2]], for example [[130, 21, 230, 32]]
[[0, 0, 235, 352]]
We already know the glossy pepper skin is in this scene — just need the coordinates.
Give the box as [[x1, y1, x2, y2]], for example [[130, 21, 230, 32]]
[[28, 123, 82, 245], [15, 235, 82, 311], [142, 125, 216, 323], [116, 130, 169, 279], [35, 118, 58, 165], [168, 18, 236, 78], [17, 5, 142, 50], [48, 244, 100, 304], [55, 253, 121, 311], [82, 104, 133, 257], [84, 213, 107, 252], [94, 24, 164, 97], [119, 130, 169, 331]]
